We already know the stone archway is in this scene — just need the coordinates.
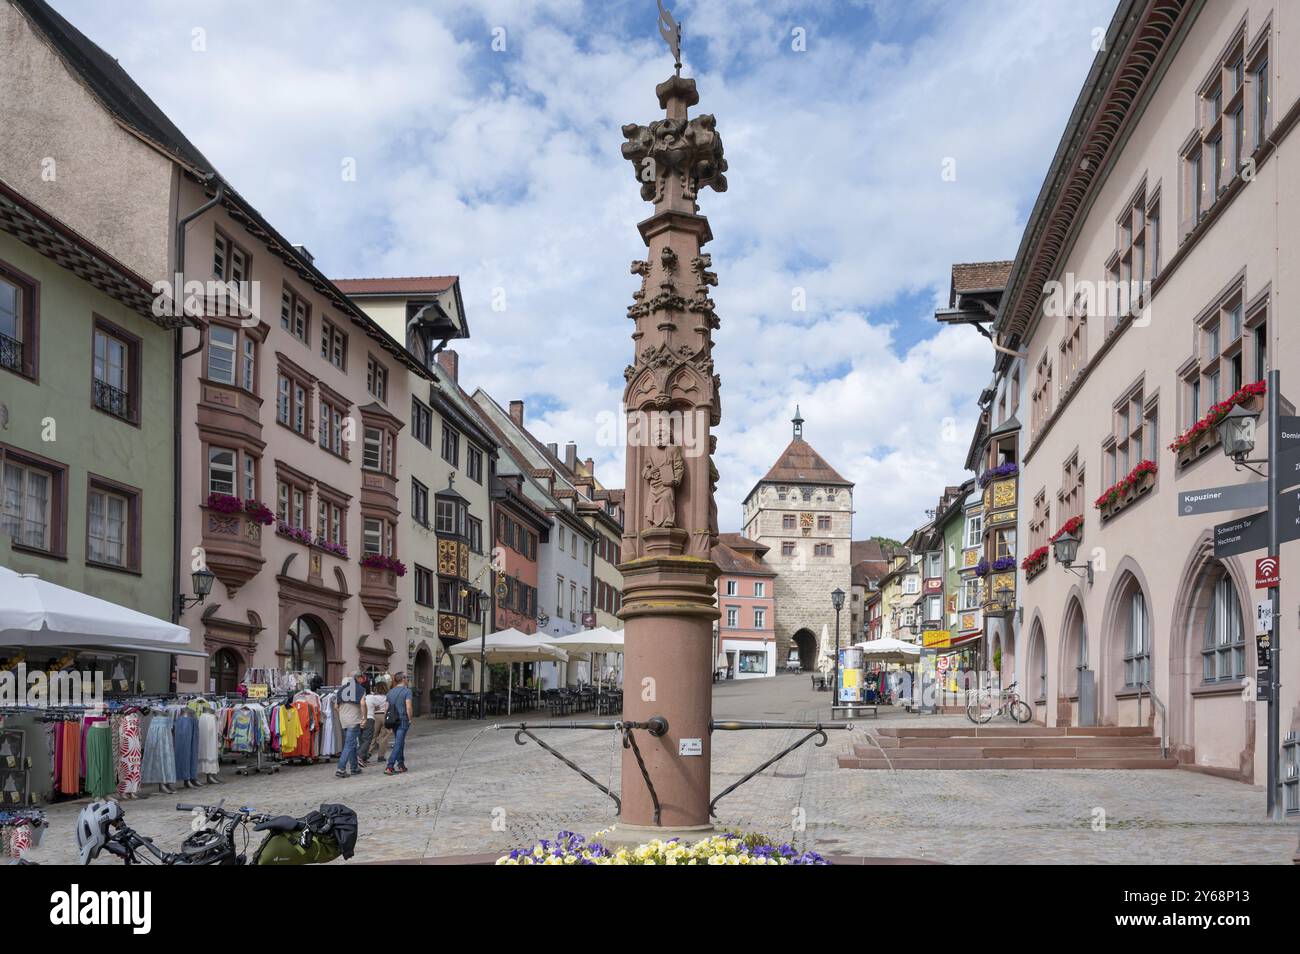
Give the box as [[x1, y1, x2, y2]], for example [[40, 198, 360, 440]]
[[1098, 558, 1154, 727], [791, 629, 817, 671], [413, 644, 433, 716], [1025, 620, 1047, 722], [210, 647, 241, 695], [1168, 537, 1254, 777], [283, 615, 333, 681], [1058, 594, 1088, 725]]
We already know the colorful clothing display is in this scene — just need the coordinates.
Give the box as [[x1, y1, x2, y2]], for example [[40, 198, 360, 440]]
[[116, 712, 142, 796], [140, 715, 176, 785], [85, 723, 115, 798]]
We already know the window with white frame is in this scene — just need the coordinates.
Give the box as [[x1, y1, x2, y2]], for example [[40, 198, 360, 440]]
[[208, 446, 237, 496], [1202, 573, 1245, 682], [87, 484, 130, 567], [964, 512, 983, 549], [726, 607, 738, 628], [1123, 588, 1150, 688], [2, 459, 53, 551]]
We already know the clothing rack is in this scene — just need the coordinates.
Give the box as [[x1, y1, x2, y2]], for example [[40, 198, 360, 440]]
[[0, 807, 46, 862]]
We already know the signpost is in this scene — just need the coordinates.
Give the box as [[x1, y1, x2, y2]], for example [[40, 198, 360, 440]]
[[1213, 510, 1268, 558], [1276, 486, 1300, 543], [1177, 482, 1268, 516], [1181, 370, 1287, 818]]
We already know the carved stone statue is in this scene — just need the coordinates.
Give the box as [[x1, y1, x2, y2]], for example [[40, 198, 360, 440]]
[[642, 435, 685, 528]]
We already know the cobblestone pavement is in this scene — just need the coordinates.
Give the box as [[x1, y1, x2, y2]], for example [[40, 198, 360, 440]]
[[27, 674, 1299, 864]]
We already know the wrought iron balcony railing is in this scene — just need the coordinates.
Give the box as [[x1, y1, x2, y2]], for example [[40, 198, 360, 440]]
[[0, 331, 22, 373], [93, 377, 132, 420]]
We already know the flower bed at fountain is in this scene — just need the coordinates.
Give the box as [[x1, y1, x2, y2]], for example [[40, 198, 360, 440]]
[[496, 830, 830, 865]]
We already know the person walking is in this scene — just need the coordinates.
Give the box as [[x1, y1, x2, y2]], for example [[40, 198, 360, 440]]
[[384, 672, 414, 775], [361, 680, 389, 765], [335, 671, 366, 779]]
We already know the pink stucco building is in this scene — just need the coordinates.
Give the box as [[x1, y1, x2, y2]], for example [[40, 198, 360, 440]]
[[1001, 0, 1298, 789], [712, 533, 778, 679]]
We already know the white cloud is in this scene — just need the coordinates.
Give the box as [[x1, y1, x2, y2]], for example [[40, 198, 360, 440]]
[[48, 0, 1113, 539]]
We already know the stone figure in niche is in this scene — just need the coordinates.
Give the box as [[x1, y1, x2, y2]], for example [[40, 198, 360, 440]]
[[642, 432, 685, 529]]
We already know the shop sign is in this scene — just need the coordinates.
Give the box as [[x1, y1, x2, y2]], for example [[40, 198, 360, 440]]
[[247, 684, 269, 699], [922, 630, 951, 649]]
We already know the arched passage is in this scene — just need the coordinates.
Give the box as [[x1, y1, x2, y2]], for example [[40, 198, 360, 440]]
[[283, 615, 332, 680], [210, 647, 241, 695], [413, 644, 433, 716], [1058, 595, 1088, 725], [791, 629, 817, 671], [1025, 619, 1047, 723]]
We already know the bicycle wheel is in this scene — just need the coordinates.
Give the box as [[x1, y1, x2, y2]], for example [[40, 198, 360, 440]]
[[967, 699, 993, 724], [1009, 699, 1033, 724]]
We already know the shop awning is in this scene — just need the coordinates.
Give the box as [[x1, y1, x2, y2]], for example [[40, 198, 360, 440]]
[[0, 566, 190, 649]]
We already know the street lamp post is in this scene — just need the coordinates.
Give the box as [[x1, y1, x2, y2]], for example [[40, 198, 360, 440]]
[[177, 567, 215, 615], [1215, 371, 1281, 819], [831, 587, 845, 705], [1051, 531, 1093, 585], [478, 589, 491, 720]]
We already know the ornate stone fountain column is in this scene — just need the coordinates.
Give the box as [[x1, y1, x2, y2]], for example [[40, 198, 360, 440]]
[[613, 68, 727, 837]]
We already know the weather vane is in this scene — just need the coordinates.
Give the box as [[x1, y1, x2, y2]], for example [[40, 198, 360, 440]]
[[657, 0, 682, 75]]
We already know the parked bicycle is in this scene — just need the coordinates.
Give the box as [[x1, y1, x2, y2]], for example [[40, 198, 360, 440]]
[[966, 680, 1033, 725], [75, 799, 357, 865]]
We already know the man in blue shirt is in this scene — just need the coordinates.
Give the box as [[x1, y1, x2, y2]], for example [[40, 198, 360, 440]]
[[384, 672, 414, 775]]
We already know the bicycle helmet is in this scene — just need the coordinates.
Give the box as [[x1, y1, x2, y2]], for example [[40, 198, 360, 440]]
[[76, 800, 122, 865]]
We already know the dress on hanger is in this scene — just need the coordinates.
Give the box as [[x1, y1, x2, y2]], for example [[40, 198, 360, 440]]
[[116, 711, 142, 796], [140, 713, 176, 785]]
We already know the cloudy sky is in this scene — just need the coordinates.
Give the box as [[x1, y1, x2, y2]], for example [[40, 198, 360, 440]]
[[52, 0, 1115, 539]]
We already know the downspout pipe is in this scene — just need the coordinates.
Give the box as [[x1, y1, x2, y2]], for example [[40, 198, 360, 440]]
[[172, 174, 226, 626]]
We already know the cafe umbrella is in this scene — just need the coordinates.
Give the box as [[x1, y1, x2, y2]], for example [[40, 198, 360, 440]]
[[447, 628, 568, 715]]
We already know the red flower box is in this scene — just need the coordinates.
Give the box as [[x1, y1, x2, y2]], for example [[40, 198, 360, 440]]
[[1094, 460, 1157, 517], [1168, 380, 1266, 454], [1048, 515, 1084, 544], [1020, 545, 1049, 574]]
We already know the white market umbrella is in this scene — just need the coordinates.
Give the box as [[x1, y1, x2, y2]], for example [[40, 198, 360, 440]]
[[815, 623, 836, 675], [544, 628, 624, 690], [0, 565, 190, 647], [449, 628, 568, 715], [851, 636, 922, 664]]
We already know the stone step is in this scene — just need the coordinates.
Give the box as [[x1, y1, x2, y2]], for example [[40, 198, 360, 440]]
[[837, 755, 1179, 771], [852, 743, 1161, 761], [891, 734, 1158, 749], [874, 725, 1152, 739]]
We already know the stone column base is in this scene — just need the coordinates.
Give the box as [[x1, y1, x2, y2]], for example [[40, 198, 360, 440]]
[[617, 548, 719, 828], [597, 822, 716, 847]]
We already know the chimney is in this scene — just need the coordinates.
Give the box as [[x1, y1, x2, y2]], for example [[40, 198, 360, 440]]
[[565, 442, 578, 472], [509, 400, 525, 426], [546, 442, 558, 459], [437, 349, 458, 383], [584, 457, 594, 476]]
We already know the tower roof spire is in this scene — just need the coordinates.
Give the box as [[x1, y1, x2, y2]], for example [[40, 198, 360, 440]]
[[792, 405, 804, 439]]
